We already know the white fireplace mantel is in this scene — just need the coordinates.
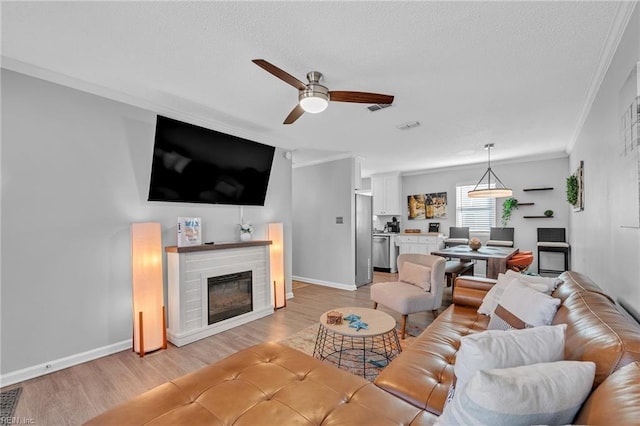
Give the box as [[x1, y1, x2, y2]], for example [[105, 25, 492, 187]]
[[165, 241, 273, 347]]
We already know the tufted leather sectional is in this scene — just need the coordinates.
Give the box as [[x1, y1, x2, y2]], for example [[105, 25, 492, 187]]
[[86, 271, 640, 425]]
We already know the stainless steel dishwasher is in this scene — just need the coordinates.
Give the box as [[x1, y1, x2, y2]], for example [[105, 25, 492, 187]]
[[373, 234, 391, 271]]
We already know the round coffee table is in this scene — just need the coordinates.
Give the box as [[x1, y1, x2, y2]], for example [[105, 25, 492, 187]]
[[312, 306, 402, 379]]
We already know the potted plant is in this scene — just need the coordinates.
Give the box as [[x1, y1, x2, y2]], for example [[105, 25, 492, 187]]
[[566, 175, 578, 206], [501, 197, 518, 227], [544, 210, 554, 217]]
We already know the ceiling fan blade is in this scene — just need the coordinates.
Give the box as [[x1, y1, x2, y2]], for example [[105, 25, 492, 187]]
[[283, 104, 305, 125], [252, 59, 307, 91], [329, 91, 394, 104]]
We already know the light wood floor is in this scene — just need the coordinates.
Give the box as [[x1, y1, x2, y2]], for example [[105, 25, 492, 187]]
[[3, 272, 453, 425]]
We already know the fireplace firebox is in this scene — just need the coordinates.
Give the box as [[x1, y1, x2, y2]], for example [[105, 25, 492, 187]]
[[208, 271, 253, 325]]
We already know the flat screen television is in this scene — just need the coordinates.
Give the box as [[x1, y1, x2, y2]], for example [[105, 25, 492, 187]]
[[148, 116, 275, 206]]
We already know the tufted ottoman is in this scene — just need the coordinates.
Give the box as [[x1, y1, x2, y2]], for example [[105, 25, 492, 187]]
[[84, 342, 436, 425]]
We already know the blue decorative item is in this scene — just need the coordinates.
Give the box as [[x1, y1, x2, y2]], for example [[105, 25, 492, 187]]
[[344, 314, 361, 322], [348, 320, 368, 331]]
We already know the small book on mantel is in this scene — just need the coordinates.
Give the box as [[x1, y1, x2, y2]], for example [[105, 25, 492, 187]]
[[177, 217, 202, 247]]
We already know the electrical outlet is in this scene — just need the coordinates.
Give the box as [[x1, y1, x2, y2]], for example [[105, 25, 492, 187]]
[[336, 217, 344, 224]]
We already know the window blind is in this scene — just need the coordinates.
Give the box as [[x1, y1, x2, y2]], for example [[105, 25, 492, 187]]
[[456, 184, 496, 233]]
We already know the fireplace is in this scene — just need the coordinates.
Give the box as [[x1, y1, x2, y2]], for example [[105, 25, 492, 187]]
[[166, 242, 272, 347], [208, 271, 253, 325]]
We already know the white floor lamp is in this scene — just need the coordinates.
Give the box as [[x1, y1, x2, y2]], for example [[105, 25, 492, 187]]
[[268, 222, 286, 310], [131, 222, 167, 357]]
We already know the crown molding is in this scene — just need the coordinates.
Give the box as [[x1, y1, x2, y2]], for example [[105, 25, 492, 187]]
[[0, 56, 281, 148], [566, 1, 638, 154], [400, 151, 568, 177]]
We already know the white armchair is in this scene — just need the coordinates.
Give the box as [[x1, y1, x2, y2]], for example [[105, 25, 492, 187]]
[[370, 253, 446, 339]]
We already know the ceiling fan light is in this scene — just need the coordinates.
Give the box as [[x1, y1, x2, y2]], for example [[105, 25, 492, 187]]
[[299, 91, 329, 113]]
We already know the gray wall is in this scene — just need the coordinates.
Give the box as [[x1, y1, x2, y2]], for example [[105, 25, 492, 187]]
[[570, 6, 640, 313], [1, 70, 293, 380], [402, 156, 570, 273], [292, 158, 356, 289]]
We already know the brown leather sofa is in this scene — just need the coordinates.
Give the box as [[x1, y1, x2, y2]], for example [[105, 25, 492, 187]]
[[86, 271, 640, 425]]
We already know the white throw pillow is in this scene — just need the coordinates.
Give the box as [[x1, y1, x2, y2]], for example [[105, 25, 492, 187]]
[[454, 324, 566, 392], [487, 280, 560, 330], [478, 273, 548, 316], [399, 262, 431, 291], [505, 269, 561, 293], [437, 361, 596, 426]]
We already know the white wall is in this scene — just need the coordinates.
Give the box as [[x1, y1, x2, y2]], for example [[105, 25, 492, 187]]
[[292, 158, 356, 290], [569, 6, 640, 313], [402, 156, 570, 273], [0, 70, 293, 382]]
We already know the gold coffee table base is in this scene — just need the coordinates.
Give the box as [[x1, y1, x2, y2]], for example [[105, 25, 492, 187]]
[[312, 307, 402, 380]]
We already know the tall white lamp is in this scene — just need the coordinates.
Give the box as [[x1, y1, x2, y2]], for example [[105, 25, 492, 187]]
[[131, 222, 167, 357], [268, 222, 286, 309]]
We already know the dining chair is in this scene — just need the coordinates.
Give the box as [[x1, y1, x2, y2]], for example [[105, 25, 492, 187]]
[[444, 227, 470, 247], [486, 227, 514, 247], [537, 228, 570, 275]]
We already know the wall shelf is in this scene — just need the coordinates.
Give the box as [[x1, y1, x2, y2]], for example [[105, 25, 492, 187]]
[[523, 215, 554, 218], [523, 187, 554, 192], [518, 202, 534, 206]]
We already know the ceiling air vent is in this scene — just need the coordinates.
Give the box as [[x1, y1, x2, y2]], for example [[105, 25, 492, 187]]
[[367, 103, 393, 112], [396, 121, 420, 130]]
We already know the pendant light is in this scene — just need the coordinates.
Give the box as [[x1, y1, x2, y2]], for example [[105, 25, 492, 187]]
[[468, 143, 512, 198]]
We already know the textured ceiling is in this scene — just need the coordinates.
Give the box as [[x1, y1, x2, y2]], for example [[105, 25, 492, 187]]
[[0, 1, 624, 176]]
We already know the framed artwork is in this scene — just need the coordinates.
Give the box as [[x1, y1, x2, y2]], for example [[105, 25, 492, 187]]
[[572, 161, 585, 212], [408, 194, 426, 220], [617, 62, 640, 227], [408, 192, 447, 220]]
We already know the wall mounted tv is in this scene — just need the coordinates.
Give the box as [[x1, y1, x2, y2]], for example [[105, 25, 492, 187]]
[[148, 115, 275, 206]]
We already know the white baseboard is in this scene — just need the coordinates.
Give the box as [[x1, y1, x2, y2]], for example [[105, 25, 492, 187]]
[[292, 275, 357, 292], [1, 291, 298, 387], [0, 339, 132, 387]]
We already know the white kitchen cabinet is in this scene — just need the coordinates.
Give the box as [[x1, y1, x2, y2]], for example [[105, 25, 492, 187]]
[[396, 234, 445, 255], [372, 172, 402, 216]]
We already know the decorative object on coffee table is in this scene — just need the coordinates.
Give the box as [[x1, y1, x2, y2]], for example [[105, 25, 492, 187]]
[[469, 237, 482, 250], [326, 311, 343, 325]]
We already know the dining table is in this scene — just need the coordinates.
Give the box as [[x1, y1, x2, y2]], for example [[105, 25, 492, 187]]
[[431, 245, 519, 279]]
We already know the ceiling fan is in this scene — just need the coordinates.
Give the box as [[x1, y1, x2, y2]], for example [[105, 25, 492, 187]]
[[252, 59, 394, 124]]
